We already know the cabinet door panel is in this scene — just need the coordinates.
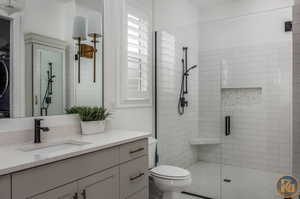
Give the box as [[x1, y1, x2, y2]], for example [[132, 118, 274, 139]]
[[120, 156, 148, 199], [29, 182, 77, 199], [0, 175, 11, 199], [78, 167, 119, 199]]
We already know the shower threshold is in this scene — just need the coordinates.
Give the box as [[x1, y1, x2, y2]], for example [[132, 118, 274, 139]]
[[182, 191, 214, 199]]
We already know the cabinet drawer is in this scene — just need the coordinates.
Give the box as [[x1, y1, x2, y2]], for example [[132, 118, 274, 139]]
[[12, 147, 119, 199], [120, 139, 148, 163], [120, 156, 148, 199], [127, 188, 148, 199]]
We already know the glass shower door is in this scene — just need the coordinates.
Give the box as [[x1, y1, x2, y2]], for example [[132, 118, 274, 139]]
[[219, 42, 292, 199]]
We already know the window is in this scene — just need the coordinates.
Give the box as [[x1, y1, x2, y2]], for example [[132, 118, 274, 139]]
[[123, 12, 151, 103]]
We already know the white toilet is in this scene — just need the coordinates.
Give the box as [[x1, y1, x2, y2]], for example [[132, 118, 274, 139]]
[[148, 137, 192, 199]]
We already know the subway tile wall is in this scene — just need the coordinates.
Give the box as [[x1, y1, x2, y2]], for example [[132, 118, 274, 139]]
[[198, 42, 292, 173], [157, 31, 199, 168], [197, 49, 223, 164]]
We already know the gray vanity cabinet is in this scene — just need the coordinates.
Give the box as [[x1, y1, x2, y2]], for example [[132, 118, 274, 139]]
[[0, 175, 11, 199], [10, 139, 148, 199], [29, 182, 77, 199]]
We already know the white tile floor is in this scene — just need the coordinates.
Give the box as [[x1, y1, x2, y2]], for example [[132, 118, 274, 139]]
[[185, 161, 285, 199]]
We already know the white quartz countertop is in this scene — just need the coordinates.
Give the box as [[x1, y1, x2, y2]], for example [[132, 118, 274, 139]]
[[0, 130, 151, 176]]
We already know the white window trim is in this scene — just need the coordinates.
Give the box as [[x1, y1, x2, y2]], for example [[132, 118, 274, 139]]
[[116, 2, 152, 108]]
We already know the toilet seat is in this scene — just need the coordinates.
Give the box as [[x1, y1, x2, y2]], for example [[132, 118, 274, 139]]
[[150, 165, 191, 180]]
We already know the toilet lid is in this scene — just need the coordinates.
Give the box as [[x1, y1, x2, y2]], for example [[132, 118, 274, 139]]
[[150, 165, 190, 179]]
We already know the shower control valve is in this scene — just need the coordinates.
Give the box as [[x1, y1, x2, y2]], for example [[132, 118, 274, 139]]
[[180, 97, 188, 107]]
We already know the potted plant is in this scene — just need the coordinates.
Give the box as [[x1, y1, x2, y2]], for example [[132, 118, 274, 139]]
[[66, 106, 111, 135]]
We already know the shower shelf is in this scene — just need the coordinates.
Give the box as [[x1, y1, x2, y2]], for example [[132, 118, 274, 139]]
[[189, 138, 221, 145]]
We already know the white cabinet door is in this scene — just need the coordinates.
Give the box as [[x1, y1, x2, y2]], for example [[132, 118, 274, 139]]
[[0, 175, 11, 199], [29, 182, 77, 199], [78, 167, 119, 199]]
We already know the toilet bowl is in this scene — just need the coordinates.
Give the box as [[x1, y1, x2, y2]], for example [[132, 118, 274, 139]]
[[148, 138, 192, 199]]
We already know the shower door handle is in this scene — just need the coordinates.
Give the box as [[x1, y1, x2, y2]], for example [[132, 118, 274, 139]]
[[35, 96, 39, 105], [225, 116, 231, 136], [0, 60, 9, 99]]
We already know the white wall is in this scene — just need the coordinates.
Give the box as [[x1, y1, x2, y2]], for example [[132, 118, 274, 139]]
[[198, 7, 293, 51], [154, 0, 294, 33], [190, 0, 293, 23], [23, 0, 67, 40]]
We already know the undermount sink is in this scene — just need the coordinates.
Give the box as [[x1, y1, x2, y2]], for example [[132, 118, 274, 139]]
[[19, 140, 91, 153]]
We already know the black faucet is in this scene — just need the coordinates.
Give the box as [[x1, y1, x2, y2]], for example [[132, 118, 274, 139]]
[[34, 119, 50, 144]]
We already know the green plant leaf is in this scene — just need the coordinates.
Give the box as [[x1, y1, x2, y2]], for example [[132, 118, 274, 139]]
[[65, 106, 111, 121]]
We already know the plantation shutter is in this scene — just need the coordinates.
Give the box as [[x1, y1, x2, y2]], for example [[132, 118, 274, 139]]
[[126, 13, 151, 100]]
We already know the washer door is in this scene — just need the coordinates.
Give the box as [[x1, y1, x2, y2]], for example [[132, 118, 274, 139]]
[[0, 60, 9, 99]]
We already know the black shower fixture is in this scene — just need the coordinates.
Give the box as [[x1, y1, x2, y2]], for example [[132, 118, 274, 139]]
[[178, 47, 198, 115], [285, 21, 293, 32], [41, 62, 55, 116]]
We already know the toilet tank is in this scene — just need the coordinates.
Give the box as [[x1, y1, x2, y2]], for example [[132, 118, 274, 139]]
[[148, 137, 158, 169]]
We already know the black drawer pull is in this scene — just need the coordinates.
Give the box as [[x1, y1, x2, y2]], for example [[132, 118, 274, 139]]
[[130, 172, 145, 181], [81, 189, 86, 199], [129, 147, 144, 154], [225, 116, 231, 136], [224, 179, 232, 183], [73, 193, 78, 199]]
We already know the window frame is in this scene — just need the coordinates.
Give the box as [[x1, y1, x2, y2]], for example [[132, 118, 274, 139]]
[[117, 3, 152, 108]]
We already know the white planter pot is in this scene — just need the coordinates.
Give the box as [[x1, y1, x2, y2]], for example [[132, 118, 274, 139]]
[[80, 120, 106, 135]]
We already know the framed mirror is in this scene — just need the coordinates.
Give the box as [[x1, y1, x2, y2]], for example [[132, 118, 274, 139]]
[[0, 0, 104, 119]]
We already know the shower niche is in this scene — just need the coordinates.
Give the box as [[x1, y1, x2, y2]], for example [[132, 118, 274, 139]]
[[222, 87, 262, 107], [25, 33, 67, 117]]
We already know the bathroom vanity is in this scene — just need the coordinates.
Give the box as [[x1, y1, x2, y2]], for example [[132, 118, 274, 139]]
[[0, 130, 150, 199]]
